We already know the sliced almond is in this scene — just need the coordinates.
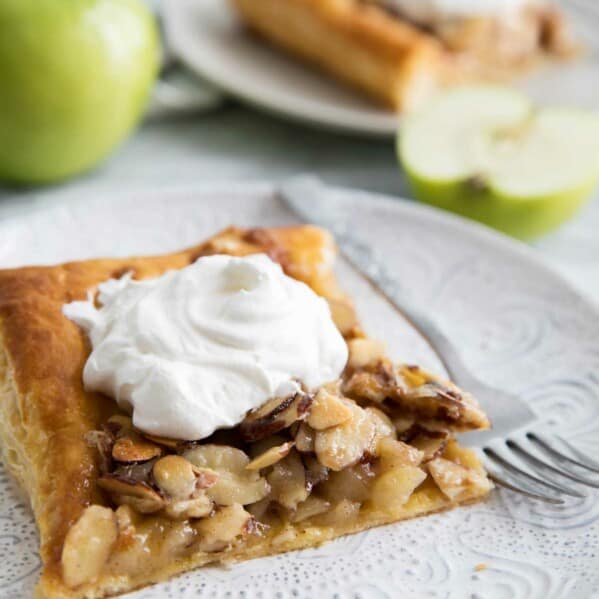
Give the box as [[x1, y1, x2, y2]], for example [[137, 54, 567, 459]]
[[308, 388, 353, 430], [246, 441, 294, 471], [62, 506, 118, 588], [98, 474, 165, 514], [112, 432, 163, 463], [240, 391, 313, 442], [294, 422, 315, 453]]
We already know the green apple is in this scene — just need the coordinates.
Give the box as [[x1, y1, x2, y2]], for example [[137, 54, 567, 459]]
[[0, 0, 159, 184], [398, 86, 599, 239]]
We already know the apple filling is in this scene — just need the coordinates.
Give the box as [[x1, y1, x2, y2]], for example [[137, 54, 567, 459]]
[[61, 339, 491, 590]]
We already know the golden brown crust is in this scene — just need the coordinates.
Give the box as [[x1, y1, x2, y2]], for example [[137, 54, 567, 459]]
[[0, 224, 491, 599], [231, 0, 576, 110], [0, 225, 338, 598]]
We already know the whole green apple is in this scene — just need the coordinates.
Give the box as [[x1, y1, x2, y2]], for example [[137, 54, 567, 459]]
[[398, 86, 599, 240], [0, 0, 159, 184]]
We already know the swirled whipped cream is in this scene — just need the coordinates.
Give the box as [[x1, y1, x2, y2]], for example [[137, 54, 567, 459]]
[[63, 254, 348, 440], [377, 0, 538, 24]]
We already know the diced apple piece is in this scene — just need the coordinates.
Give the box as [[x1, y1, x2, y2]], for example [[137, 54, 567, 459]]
[[347, 338, 387, 370], [369, 466, 427, 514], [314, 401, 376, 471], [308, 388, 353, 430]]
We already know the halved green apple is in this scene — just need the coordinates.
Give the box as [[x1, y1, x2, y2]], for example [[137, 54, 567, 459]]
[[398, 86, 599, 239]]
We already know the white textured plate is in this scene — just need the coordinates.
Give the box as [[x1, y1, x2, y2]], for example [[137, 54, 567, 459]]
[[1, 184, 598, 598], [163, 0, 599, 137]]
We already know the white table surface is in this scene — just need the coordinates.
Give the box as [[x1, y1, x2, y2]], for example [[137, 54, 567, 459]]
[[1, 103, 598, 303]]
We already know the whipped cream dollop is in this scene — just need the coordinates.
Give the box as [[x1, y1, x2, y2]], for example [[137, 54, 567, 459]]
[[377, 0, 538, 24], [63, 254, 348, 440]]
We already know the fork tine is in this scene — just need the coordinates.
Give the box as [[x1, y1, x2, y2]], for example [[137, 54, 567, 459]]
[[486, 471, 564, 505], [527, 433, 599, 474], [484, 447, 585, 498], [556, 435, 599, 472], [507, 440, 599, 489]]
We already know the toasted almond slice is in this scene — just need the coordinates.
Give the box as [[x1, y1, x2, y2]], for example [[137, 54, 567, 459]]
[[98, 474, 165, 514], [112, 433, 163, 463], [294, 422, 315, 453], [347, 338, 387, 370], [240, 391, 313, 442], [308, 388, 353, 430], [246, 441, 295, 471], [62, 505, 118, 588]]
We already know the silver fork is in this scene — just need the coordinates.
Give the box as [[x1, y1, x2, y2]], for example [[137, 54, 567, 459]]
[[279, 176, 599, 505]]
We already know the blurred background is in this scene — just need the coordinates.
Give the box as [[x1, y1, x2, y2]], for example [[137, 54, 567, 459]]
[[0, 0, 598, 296]]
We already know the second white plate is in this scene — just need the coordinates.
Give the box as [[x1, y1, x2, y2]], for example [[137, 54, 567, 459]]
[[163, 0, 599, 137]]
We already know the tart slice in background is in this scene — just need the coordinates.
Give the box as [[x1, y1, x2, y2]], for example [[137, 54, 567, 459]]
[[231, 0, 577, 111]]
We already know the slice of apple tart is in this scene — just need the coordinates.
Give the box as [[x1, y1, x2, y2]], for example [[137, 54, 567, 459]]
[[0, 225, 491, 598]]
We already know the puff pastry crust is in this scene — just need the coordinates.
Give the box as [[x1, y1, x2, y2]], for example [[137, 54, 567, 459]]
[[0, 225, 490, 598], [231, 0, 576, 110]]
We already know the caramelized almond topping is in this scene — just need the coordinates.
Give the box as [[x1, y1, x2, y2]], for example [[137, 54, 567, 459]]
[[112, 433, 163, 463], [246, 441, 295, 471], [240, 391, 313, 442]]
